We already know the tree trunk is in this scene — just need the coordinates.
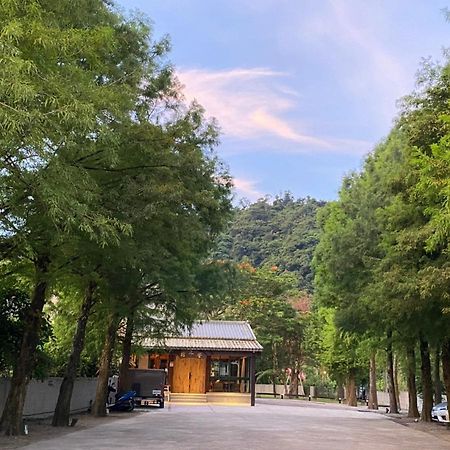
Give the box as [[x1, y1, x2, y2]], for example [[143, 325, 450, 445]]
[[298, 373, 305, 396], [288, 367, 299, 398], [271, 342, 278, 397], [406, 346, 420, 418], [419, 337, 433, 422], [368, 352, 378, 410], [52, 281, 96, 426], [336, 382, 344, 402], [0, 256, 49, 435], [442, 339, 450, 405], [386, 331, 399, 414], [345, 369, 357, 406], [394, 354, 401, 411], [92, 312, 118, 417], [117, 312, 134, 395], [283, 370, 290, 398], [433, 346, 442, 405]]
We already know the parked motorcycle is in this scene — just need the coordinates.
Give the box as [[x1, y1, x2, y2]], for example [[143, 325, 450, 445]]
[[108, 390, 136, 412]]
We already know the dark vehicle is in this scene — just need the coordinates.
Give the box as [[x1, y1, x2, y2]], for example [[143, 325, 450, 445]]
[[128, 369, 165, 408], [109, 390, 136, 412]]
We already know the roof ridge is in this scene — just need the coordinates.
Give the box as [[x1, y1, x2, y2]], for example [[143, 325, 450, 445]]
[[171, 336, 256, 341], [193, 320, 249, 324]]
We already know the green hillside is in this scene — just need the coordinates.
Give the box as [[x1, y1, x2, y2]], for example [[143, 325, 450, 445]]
[[215, 193, 325, 292]]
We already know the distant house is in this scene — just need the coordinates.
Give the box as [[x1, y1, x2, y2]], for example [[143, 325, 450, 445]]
[[133, 321, 263, 405]]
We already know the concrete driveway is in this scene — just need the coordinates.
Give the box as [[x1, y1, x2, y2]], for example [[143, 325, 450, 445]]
[[24, 400, 450, 450]]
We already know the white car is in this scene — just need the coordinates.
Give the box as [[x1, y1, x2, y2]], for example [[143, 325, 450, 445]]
[[431, 402, 449, 423]]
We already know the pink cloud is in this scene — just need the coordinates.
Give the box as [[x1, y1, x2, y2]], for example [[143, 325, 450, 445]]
[[177, 67, 370, 155], [178, 67, 298, 141], [233, 178, 264, 201], [250, 109, 332, 147]]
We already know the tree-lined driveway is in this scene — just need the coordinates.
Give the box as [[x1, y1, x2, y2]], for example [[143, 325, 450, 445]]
[[24, 400, 450, 450]]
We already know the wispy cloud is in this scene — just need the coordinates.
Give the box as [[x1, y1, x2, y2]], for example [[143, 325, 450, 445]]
[[250, 109, 331, 147], [302, 0, 412, 121], [178, 67, 313, 142], [178, 67, 370, 155], [233, 177, 264, 202], [331, 0, 409, 94]]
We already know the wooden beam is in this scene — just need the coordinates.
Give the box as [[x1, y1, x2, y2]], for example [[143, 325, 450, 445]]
[[166, 350, 261, 358]]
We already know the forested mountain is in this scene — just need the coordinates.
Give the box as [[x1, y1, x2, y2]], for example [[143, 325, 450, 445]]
[[215, 193, 325, 292]]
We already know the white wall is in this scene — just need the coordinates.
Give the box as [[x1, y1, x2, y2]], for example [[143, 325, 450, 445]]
[[0, 377, 97, 418], [375, 391, 423, 411]]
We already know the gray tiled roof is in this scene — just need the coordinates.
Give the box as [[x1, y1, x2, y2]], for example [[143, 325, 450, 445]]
[[141, 321, 263, 352], [181, 321, 258, 340]]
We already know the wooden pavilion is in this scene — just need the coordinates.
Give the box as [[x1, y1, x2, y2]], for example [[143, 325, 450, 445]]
[[132, 321, 263, 405]]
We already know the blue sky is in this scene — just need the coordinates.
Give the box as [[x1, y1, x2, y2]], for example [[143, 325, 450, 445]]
[[117, 0, 449, 202]]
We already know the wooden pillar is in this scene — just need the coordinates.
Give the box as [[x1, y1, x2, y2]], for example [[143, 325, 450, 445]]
[[250, 353, 256, 406], [168, 354, 175, 391], [138, 354, 148, 369], [205, 355, 211, 393], [240, 357, 246, 393]]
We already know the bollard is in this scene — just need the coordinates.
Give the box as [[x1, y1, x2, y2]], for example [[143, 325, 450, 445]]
[[69, 418, 78, 427], [338, 397, 342, 404], [308, 395, 311, 401]]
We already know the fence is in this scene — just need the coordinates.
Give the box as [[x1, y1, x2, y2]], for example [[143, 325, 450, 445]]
[[0, 377, 97, 418], [256, 383, 305, 396], [375, 390, 423, 411], [256, 383, 424, 412], [256, 384, 285, 396]]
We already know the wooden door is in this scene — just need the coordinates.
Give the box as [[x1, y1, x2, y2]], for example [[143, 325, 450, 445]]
[[189, 358, 206, 393], [172, 357, 206, 393], [172, 356, 190, 393]]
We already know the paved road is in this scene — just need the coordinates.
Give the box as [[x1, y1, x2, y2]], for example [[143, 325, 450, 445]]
[[24, 400, 450, 450]]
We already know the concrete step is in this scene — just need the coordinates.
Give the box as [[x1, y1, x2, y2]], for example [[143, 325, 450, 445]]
[[169, 393, 207, 403]]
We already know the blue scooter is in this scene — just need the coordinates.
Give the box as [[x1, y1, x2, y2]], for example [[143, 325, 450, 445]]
[[108, 390, 136, 412]]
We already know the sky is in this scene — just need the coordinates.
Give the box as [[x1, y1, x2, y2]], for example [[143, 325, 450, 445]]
[[117, 0, 449, 202]]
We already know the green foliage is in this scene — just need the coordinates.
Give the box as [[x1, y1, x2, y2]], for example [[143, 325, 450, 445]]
[[223, 265, 308, 383], [307, 307, 367, 384], [0, 0, 233, 389], [0, 288, 30, 375], [0, 286, 52, 377], [312, 53, 450, 391], [44, 286, 100, 376], [0, 0, 156, 251], [414, 124, 450, 251], [213, 193, 323, 385]]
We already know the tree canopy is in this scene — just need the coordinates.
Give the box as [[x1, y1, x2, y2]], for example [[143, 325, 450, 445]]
[[0, 0, 233, 434]]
